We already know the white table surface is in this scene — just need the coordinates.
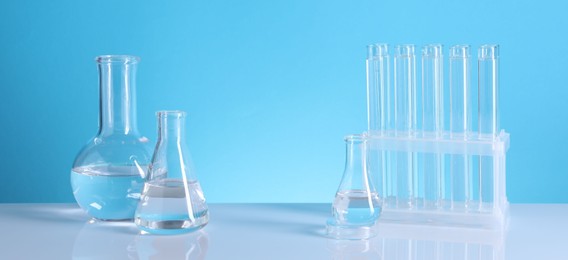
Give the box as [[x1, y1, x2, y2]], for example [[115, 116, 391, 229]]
[[0, 203, 566, 259]]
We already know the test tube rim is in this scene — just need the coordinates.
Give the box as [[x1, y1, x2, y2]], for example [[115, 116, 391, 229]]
[[449, 45, 471, 58], [479, 44, 500, 59], [394, 44, 416, 57], [367, 43, 389, 58], [422, 44, 443, 57]]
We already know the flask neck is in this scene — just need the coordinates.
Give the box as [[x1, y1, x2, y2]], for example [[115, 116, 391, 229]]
[[157, 111, 187, 144], [344, 137, 365, 178], [97, 55, 140, 136], [338, 135, 371, 192], [149, 111, 194, 181]]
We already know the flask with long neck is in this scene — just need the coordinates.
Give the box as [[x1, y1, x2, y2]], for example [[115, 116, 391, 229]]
[[71, 55, 152, 220]]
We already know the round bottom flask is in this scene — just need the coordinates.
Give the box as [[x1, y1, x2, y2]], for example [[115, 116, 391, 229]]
[[135, 111, 209, 235], [71, 55, 151, 221]]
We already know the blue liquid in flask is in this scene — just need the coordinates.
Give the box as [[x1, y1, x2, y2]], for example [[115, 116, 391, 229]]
[[333, 190, 381, 225], [135, 179, 209, 235], [71, 165, 145, 220]]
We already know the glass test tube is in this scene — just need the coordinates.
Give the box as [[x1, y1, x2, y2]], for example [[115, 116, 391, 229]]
[[449, 45, 472, 207], [367, 44, 390, 134], [366, 44, 390, 201], [394, 44, 417, 208], [421, 44, 444, 208], [478, 44, 499, 209]]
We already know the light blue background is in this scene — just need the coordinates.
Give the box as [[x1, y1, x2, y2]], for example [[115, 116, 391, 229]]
[[0, 0, 566, 203]]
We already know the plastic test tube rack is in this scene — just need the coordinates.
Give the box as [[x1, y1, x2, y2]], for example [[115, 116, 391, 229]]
[[365, 43, 509, 229]]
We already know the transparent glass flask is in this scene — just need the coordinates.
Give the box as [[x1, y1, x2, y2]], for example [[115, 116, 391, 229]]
[[327, 134, 381, 240], [135, 111, 209, 235], [71, 55, 152, 221]]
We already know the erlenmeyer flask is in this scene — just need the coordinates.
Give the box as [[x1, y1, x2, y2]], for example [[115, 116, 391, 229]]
[[71, 55, 152, 221], [135, 111, 209, 235], [327, 134, 381, 240]]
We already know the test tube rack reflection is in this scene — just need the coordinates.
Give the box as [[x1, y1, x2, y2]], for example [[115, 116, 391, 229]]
[[375, 222, 505, 260], [366, 43, 508, 228]]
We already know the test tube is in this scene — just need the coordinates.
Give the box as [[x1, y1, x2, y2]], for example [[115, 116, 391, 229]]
[[367, 44, 390, 135], [449, 45, 472, 208], [421, 44, 444, 208], [478, 44, 499, 209], [394, 44, 417, 208], [366, 44, 390, 202]]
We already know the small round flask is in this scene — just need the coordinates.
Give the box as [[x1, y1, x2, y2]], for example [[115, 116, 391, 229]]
[[326, 134, 381, 240], [135, 111, 209, 235], [71, 55, 152, 221]]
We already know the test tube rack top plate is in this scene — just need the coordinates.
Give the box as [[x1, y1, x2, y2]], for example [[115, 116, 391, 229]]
[[365, 43, 508, 229]]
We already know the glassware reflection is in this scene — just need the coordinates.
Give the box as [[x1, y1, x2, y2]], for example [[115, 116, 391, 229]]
[[374, 222, 506, 260], [327, 221, 505, 260], [135, 231, 208, 260], [72, 219, 139, 259], [72, 219, 208, 260], [327, 238, 381, 259]]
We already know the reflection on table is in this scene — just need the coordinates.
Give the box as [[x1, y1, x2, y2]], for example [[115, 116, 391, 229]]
[[327, 221, 505, 260], [72, 219, 208, 260]]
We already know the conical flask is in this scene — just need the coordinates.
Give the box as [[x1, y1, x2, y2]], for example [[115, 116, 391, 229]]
[[71, 55, 152, 221], [135, 111, 209, 235], [327, 134, 381, 240]]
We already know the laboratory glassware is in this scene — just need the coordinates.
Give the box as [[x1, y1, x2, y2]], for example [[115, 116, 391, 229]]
[[478, 44, 500, 210], [365, 43, 509, 228], [71, 55, 152, 220], [393, 44, 417, 208], [365, 43, 390, 207], [367, 43, 390, 135], [449, 45, 473, 208], [326, 134, 381, 240], [421, 44, 444, 209], [135, 111, 209, 235]]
